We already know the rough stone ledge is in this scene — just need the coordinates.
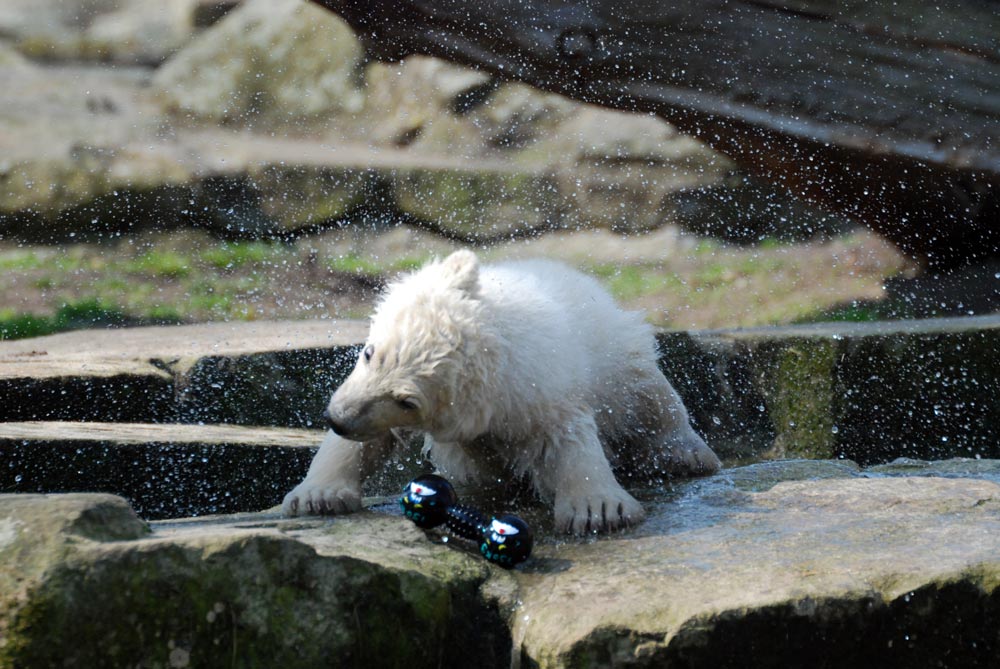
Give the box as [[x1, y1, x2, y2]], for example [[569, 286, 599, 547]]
[[657, 313, 1000, 463], [3, 315, 999, 463], [0, 422, 323, 519], [0, 493, 509, 669], [0, 320, 366, 426], [3, 462, 1000, 668]]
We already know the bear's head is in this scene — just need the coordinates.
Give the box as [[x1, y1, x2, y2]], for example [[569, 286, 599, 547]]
[[325, 250, 494, 442]]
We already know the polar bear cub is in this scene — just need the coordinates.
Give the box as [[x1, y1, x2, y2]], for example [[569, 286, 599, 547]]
[[283, 250, 720, 534]]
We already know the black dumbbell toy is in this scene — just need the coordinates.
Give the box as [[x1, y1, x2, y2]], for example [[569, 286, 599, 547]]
[[400, 474, 533, 569]]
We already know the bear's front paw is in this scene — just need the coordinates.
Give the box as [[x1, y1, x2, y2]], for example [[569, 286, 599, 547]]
[[282, 482, 363, 517], [554, 488, 645, 535]]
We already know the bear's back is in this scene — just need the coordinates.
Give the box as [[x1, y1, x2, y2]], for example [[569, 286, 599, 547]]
[[480, 259, 657, 378]]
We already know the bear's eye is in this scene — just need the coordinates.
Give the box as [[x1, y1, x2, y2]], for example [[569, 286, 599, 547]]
[[397, 397, 418, 411], [363, 344, 374, 362]]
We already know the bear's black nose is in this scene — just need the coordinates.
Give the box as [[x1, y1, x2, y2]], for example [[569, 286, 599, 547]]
[[323, 408, 347, 436]]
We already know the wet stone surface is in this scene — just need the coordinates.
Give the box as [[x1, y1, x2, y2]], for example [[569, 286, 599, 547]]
[[2, 460, 1000, 668], [515, 467, 1000, 669]]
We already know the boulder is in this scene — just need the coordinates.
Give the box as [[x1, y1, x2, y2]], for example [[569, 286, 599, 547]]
[[0, 56, 376, 238], [0, 0, 205, 65], [0, 59, 721, 242], [1, 3, 731, 242], [3, 461, 1000, 667], [149, 2, 729, 240], [0, 494, 508, 668], [375, 75, 729, 237], [527, 104, 729, 233], [390, 164, 564, 241], [364, 56, 492, 147], [0, 62, 188, 234], [152, 0, 365, 125]]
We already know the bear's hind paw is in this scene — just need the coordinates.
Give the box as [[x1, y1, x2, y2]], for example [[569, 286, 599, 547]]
[[666, 439, 722, 476], [554, 490, 645, 535], [282, 483, 362, 517]]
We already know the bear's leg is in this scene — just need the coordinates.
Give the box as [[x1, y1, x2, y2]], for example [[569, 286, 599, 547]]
[[539, 407, 646, 534], [421, 436, 484, 485], [282, 432, 394, 516], [628, 372, 721, 478]]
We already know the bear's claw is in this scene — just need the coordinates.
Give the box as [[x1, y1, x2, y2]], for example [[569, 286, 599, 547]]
[[282, 483, 362, 517], [554, 490, 646, 535]]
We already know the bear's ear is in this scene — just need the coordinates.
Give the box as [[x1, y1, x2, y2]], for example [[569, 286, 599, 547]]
[[440, 250, 480, 295]]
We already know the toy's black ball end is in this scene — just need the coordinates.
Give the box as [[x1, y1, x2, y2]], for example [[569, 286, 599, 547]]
[[400, 474, 458, 529], [480, 514, 533, 568]]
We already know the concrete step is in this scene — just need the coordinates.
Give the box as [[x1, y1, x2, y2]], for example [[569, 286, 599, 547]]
[[0, 320, 365, 427], [3, 315, 999, 464], [0, 421, 321, 519], [659, 314, 1000, 464]]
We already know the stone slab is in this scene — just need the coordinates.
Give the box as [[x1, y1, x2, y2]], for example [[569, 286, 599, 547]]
[[515, 470, 1000, 668], [3, 461, 1000, 667], [0, 422, 322, 519], [0, 494, 507, 668], [658, 314, 1000, 463], [4, 315, 1000, 463], [0, 320, 366, 426]]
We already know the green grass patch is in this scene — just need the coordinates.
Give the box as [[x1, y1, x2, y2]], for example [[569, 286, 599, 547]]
[[802, 301, 884, 324], [125, 250, 191, 278], [0, 298, 185, 340], [0, 299, 126, 340], [692, 239, 720, 256], [755, 237, 788, 250], [388, 256, 427, 273], [737, 255, 784, 275], [0, 311, 53, 340], [0, 250, 45, 271], [187, 292, 233, 316], [51, 250, 109, 273], [588, 263, 684, 301], [144, 305, 184, 323], [327, 253, 382, 275], [200, 241, 280, 270], [327, 253, 428, 277], [52, 298, 130, 329], [692, 262, 729, 288]]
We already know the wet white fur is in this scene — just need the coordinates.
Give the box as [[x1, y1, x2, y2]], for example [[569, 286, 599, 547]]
[[283, 250, 720, 533]]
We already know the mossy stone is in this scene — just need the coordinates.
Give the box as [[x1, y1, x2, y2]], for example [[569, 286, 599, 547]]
[[758, 338, 839, 459], [392, 167, 562, 240]]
